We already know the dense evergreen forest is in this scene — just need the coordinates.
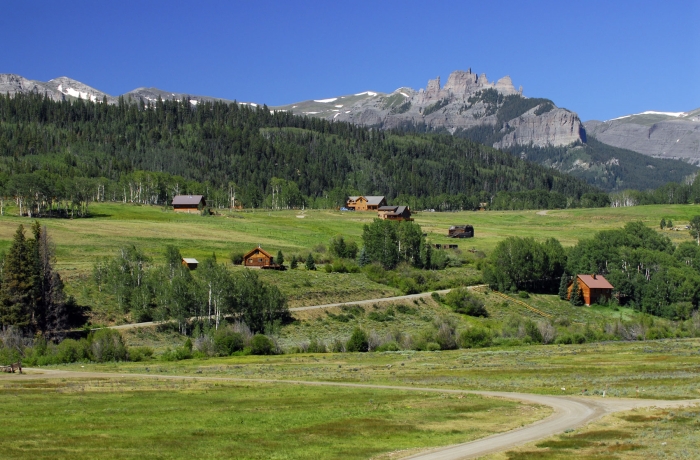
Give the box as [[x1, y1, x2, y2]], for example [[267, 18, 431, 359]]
[[0, 93, 605, 213]]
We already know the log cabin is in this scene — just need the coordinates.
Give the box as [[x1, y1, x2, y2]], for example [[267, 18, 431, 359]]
[[172, 195, 206, 213], [244, 246, 275, 268], [347, 196, 387, 211], [567, 274, 614, 306], [377, 205, 413, 221]]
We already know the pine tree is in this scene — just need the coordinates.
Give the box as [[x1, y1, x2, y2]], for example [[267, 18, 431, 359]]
[[0, 225, 33, 329], [276, 250, 284, 267], [305, 253, 316, 271], [570, 277, 584, 306], [357, 247, 370, 267], [660, 218, 666, 229], [290, 255, 298, 269], [558, 274, 569, 300]]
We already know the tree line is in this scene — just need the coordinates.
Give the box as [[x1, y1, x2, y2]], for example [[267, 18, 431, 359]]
[[92, 246, 290, 334], [0, 223, 83, 337], [483, 221, 700, 320], [0, 92, 603, 212]]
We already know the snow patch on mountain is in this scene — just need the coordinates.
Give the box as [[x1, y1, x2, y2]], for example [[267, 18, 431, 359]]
[[608, 111, 688, 121]]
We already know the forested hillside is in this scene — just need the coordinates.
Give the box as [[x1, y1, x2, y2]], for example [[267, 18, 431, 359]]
[[0, 93, 603, 213]]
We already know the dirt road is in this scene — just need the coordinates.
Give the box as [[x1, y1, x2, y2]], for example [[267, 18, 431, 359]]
[[5, 368, 698, 459], [107, 285, 488, 330]]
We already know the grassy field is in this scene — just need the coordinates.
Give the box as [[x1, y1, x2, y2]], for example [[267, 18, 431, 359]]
[[0, 377, 548, 460], [0, 202, 698, 274], [54, 338, 700, 400], [0, 201, 698, 317], [492, 404, 700, 459]]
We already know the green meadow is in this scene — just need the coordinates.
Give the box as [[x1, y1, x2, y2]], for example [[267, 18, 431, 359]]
[[0, 202, 698, 275], [0, 377, 547, 460], [2, 203, 700, 458]]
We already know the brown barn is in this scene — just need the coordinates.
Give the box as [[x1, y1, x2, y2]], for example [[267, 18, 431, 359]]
[[182, 258, 199, 270], [347, 196, 386, 211], [568, 274, 614, 306], [377, 205, 413, 221], [172, 195, 206, 213], [448, 225, 474, 238], [244, 246, 275, 268]]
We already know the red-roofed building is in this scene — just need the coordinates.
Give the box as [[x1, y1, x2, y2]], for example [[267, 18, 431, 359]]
[[568, 274, 614, 306]]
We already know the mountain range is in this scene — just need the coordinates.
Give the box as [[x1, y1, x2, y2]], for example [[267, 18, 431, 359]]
[[1, 71, 697, 190], [584, 109, 700, 164]]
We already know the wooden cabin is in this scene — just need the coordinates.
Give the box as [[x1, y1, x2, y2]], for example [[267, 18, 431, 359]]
[[347, 196, 387, 211], [377, 205, 413, 221], [567, 274, 614, 306], [172, 195, 206, 213], [448, 225, 474, 238], [181, 258, 199, 270], [244, 246, 275, 268]]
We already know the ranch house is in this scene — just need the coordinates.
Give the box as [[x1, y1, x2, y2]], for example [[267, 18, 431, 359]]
[[377, 205, 413, 221], [568, 274, 614, 306], [347, 196, 387, 211], [172, 195, 206, 213]]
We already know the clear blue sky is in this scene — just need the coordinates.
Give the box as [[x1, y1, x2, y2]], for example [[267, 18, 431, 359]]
[[1, 0, 697, 121]]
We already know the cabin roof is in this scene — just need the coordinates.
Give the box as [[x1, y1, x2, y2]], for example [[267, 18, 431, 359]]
[[378, 206, 399, 211], [172, 195, 204, 205], [577, 274, 614, 289], [243, 246, 273, 259], [365, 196, 386, 205], [182, 258, 199, 264]]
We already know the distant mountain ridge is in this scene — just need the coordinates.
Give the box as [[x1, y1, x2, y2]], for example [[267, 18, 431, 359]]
[[584, 108, 700, 164], [2, 71, 696, 191], [0, 73, 236, 106], [273, 70, 585, 149]]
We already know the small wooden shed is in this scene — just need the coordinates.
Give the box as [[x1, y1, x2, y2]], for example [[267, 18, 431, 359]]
[[244, 246, 275, 268], [568, 274, 614, 306], [172, 195, 206, 213], [377, 205, 413, 221], [448, 225, 474, 238], [182, 258, 199, 270]]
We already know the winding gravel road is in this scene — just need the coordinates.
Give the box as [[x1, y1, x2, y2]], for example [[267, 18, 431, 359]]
[[107, 286, 488, 330], [4, 368, 698, 459]]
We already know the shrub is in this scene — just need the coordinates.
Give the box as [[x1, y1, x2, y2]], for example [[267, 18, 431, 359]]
[[250, 334, 275, 355], [230, 252, 244, 265], [346, 328, 369, 352], [518, 291, 530, 299], [213, 329, 245, 356], [331, 339, 345, 353], [56, 338, 92, 363], [129, 346, 154, 362], [90, 329, 128, 362], [375, 341, 400, 352], [459, 327, 493, 348], [444, 288, 488, 317], [307, 338, 326, 353], [436, 321, 458, 350], [426, 342, 441, 351]]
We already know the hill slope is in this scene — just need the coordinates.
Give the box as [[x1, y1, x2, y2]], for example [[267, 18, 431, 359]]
[[584, 109, 700, 164], [0, 92, 600, 210]]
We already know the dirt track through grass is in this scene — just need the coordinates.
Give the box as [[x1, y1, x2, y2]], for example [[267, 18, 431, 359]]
[[3, 368, 698, 459]]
